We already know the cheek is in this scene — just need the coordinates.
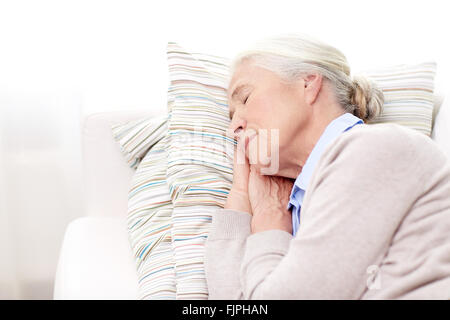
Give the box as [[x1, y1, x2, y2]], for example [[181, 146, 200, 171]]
[[271, 105, 304, 156], [249, 88, 304, 154], [249, 94, 284, 128]]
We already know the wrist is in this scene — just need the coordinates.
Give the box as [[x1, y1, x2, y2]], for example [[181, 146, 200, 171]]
[[251, 208, 293, 234], [253, 203, 287, 217], [224, 187, 252, 214]]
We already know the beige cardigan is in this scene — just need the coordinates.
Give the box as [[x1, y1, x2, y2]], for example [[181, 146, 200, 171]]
[[204, 123, 450, 299]]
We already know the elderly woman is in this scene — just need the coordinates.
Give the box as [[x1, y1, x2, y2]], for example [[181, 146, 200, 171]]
[[203, 34, 450, 299]]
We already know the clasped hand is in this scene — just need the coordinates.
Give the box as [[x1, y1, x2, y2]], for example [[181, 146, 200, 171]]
[[224, 141, 294, 234]]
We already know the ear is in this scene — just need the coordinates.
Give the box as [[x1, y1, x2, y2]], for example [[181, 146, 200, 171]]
[[303, 73, 323, 106]]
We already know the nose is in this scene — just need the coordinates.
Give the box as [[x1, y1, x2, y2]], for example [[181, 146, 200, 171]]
[[229, 114, 247, 140]]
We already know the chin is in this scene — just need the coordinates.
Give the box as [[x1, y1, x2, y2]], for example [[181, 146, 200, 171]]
[[250, 160, 280, 176], [247, 147, 280, 176]]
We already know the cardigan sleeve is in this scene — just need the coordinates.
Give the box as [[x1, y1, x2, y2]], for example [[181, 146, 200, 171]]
[[238, 125, 432, 299], [204, 209, 252, 299]]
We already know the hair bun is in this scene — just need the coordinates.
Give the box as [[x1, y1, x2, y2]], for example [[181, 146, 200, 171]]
[[350, 75, 384, 122]]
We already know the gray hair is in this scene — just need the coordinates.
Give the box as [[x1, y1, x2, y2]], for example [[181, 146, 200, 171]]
[[229, 33, 384, 122]]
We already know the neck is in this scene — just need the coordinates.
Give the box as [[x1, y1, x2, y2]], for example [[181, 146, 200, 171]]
[[280, 104, 345, 179]]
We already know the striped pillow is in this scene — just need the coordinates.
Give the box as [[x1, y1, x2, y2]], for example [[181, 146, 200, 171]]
[[166, 42, 234, 299], [113, 44, 234, 300], [362, 62, 437, 136], [112, 115, 168, 169], [126, 133, 177, 299], [113, 114, 177, 299]]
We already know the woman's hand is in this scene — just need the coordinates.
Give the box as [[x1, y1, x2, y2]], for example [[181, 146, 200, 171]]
[[248, 166, 294, 234], [224, 138, 252, 214]]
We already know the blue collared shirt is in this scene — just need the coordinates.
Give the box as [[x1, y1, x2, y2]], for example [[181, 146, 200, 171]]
[[287, 113, 363, 236]]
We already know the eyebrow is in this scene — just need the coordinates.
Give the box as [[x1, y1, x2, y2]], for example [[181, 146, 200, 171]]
[[230, 84, 246, 101]]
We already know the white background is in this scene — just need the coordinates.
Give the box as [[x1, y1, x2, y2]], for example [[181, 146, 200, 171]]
[[0, 0, 449, 299]]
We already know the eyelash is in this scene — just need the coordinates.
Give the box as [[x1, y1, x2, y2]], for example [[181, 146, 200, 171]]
[[243, 95, 249, 104]]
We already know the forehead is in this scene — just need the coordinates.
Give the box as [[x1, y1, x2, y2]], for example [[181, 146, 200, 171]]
[[228, 62, 260, 99]]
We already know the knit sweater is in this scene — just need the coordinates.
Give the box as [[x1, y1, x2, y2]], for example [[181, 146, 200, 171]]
[[204, 123, 450, 299]]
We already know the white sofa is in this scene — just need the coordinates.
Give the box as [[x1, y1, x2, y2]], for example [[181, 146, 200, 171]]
[[54, 91, 450, 299], [53, 109, 159, 300]]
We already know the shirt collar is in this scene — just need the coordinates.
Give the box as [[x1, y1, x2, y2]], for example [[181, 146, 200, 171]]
[[289, 113, 363, 200]]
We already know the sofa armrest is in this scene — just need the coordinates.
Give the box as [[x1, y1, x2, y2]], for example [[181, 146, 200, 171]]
[[82, 109, 165, 218], [54, 217, 139, 299]]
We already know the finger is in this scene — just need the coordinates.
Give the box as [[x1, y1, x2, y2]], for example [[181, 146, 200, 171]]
[[231, 138, 250, 192], [248, 165, 266, 195]]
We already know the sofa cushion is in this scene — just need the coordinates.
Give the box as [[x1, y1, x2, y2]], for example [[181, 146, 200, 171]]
[[54, 217, 139, 299]]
